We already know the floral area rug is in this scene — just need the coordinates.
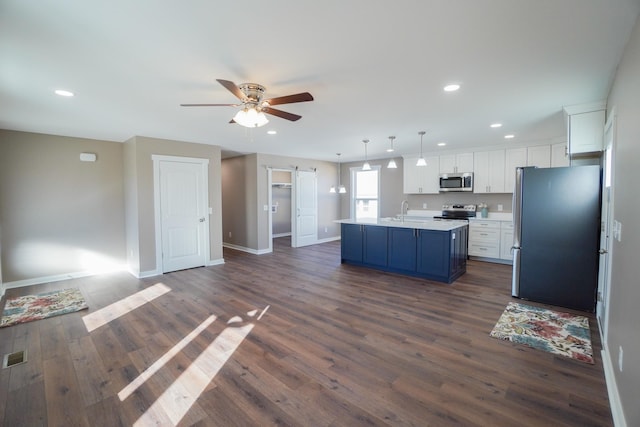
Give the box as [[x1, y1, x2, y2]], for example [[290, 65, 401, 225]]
[[0, 288, 88, 328], [489, 302, 594, 364]]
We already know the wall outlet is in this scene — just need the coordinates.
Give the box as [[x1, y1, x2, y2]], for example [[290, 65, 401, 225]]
[[618, 346, 624, 372], [324, 227, 328, 233], [228, 231, 232, 238], [263, 204, 269, 211], [423, 203, 427, 209], [497, 204, 503, 211], [613, 220, 622, 242]]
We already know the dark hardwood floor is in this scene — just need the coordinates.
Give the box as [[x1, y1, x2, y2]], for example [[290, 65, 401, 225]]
[[0, 238, 612, 426]]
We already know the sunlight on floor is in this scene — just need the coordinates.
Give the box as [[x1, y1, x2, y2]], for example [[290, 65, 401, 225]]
[[118, 314, 217, 401], [131, 305, 270, 426], [82, 282, 171, 332]]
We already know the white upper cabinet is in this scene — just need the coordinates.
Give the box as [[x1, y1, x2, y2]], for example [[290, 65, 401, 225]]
[[505, 147, 527, 193], [403, 156, 440, 194], [474, 150, 506, 193], [563, 102, 606, 155], [527, 145, 551, 168], [567, 110, 605, 154], [439, 152, 474, 174], [551, 142, 570, 167]]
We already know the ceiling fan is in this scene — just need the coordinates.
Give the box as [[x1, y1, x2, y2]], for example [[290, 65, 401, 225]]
[[180, 79, 314, 128]]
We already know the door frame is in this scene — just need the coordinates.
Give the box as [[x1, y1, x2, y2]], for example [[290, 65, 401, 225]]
[[597, 108, 616, 341], [267, 168, 295, 253], [152, 155, 210, 273]]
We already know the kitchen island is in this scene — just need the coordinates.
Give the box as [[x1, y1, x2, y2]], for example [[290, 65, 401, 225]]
[[337, 218, 468, 283]]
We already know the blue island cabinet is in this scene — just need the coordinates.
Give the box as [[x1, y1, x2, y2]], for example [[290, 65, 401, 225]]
[[388, 227, 417, 271], [341, 222, 467, 284], [341, 223, 388, 267]]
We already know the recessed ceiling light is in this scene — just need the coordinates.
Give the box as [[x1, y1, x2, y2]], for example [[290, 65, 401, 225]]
[[267, 130, 277, 135], [490, 123, 502, 128], [54, 89, 74, 97], [504, 134, 515, 139], [443, 84, 460, 92], [437, 142, 447, 146]]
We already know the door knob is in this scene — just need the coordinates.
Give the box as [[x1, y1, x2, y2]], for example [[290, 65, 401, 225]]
[[598, 248, 607, 254], [199, 217, 205, 222]]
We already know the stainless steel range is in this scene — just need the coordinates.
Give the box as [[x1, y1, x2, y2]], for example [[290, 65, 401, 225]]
[[436, 204, 477, 220]]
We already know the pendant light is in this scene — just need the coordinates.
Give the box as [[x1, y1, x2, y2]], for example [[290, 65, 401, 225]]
[[416, 131, 427, 166], [362, 139, 371, 170], [330, 153, 347, 194], [387, 136, 397, 168]]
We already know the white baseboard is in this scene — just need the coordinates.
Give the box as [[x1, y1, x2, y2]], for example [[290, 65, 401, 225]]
[[316, 236, 341, 244], [223, 243, 272, 255], [602, 345, 627, 427], [207, 258, 225, 266], [4, 265, 129, 289], [273, 232, 292, 238]]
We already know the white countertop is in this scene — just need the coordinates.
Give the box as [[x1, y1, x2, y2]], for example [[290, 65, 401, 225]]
[[336, 218, 468, 232]]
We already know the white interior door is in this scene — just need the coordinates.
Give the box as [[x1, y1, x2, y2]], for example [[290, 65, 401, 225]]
[[157, 158, 208, 273], [293, 170, 317, 247], [597, 115, 615, 338]]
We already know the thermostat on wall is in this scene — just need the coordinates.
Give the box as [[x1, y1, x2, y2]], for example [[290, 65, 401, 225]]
[[79, 152, 97, 162]]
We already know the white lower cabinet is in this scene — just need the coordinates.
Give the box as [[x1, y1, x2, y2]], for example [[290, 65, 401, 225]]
[[500, 222, 514, 261], [468, 221, 500, 258], [469, 220, 513, 263]]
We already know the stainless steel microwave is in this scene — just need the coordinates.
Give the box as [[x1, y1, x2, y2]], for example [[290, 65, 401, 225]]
[[439, 172, 473, 192]]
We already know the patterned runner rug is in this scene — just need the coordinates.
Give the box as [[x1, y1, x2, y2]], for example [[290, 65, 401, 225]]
[[489, 301, 594, 364], [0, 288, 88, 328]]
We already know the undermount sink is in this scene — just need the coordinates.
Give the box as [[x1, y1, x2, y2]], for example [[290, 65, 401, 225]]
[[381, 217, 427, 224], [381, 217, 402, 222]]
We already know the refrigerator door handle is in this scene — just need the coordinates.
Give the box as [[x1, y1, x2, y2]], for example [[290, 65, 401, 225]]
[[512, 248, 521, 297]]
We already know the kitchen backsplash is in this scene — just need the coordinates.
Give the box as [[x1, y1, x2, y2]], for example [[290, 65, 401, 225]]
[[406, 192, 513, 213]]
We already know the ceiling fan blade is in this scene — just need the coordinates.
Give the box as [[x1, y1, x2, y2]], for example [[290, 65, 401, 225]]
[[263, 107, 302, 121], [180, 103, 239, 107], [216, 79, 247, 101], [264, 92, 314, 106]]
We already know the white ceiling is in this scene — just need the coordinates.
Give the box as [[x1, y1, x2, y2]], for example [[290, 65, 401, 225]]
[[1, 1, 639, 162]]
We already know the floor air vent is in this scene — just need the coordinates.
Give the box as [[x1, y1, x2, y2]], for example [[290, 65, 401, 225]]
[[2, 350, 27, 368]]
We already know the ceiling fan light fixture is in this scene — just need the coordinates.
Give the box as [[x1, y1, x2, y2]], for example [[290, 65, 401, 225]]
[[233, 106, 269, 128]]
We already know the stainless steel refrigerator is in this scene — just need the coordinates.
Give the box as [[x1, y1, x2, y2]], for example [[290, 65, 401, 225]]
[[511, 165, 601, 312]]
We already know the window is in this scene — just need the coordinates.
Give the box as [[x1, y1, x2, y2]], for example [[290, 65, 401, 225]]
[[350, 166, 380, 220]]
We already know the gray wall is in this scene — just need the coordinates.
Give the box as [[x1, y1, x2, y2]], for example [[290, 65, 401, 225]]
[[124, 136, 223, 274], [0, 130, 126, 282], [604, 14, 640, 426], [221, 155, 256, 249], [222, 153, 341, 251], [338, 157, 513, 219], [271, 186, 292, 235]]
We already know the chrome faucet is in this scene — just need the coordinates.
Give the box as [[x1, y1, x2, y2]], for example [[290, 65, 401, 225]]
[[400, 200, 409, 222]]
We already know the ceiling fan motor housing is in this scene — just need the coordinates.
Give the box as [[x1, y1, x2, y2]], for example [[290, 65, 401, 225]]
[[239, 83, 266, 104]]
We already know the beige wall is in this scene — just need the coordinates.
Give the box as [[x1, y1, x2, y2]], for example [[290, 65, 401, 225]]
[[124, 136, 223, 274], [221, 155, 256, 249], [256, 153, 340, 250], [0, 130, 125, 283], [222, 153, 341, 252], [337, 158, 512, 220], [604, 14, 640, 426]]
